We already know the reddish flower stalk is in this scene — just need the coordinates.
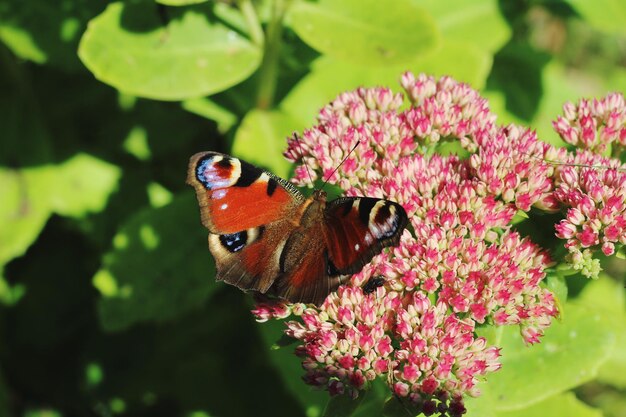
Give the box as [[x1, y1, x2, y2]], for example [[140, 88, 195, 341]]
[[255, 73, 626, 414]]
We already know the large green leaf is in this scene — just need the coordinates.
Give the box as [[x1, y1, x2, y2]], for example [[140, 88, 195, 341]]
[[578, 277, 626, 389], [486, 303, 615, 411], [566, 0, 626, 35], [287, 0, 439, 66], [419, 0, 511, 54], [280, 46, 491, 126], [94, 192, 217, 331], [0, 154, 120, 272], [79, 2, 262, 100], [232, 109, 301, 179], [497, 392, 602, 417], [463, 388, 497, 417]]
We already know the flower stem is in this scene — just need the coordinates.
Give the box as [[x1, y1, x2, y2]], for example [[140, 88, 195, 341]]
[[256, 0, 287, 110], [238, 0, 264, 48]]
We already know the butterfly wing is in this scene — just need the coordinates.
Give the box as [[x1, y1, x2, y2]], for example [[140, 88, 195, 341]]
[[187, 152, 304, 234], [270, 195, 408, 305], [187, 152, 304, 293], [323, 197, 408, 275], [269, 224, 346, 305]]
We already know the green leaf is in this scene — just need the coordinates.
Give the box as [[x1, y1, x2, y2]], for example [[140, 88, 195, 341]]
[[281, 46, 491, 126], [323, 393, 364, 417], [147, 182, 173, 208], [123, 126, 152, 161], [545, 273, 568, 304], [0, 168, 51, 269], [409, 40, 492, 89], [353, 379, 389, 417], [0, 22, 47, 64], [0, 154, 120, 272], [566, 0, 626, 35], [232, 109, 300, 179], [78, 2, 262, 101], [419, 0, 511, 53], [32, 154, 122, 217], [182, 97, 238, 133], [382, 396, 419, 417], [578, 277, 626, 388], [498, 392, 602, 417], [464, 386, 497, 417], [487, 303, 615, 411], [287, 0, 439, 66], [95, 192, 217, 331]]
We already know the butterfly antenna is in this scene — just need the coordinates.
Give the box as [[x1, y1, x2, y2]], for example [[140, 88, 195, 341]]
[[523, 152, 624, 171], [293, 133, 315, 187], [320, 141, 361, 190]]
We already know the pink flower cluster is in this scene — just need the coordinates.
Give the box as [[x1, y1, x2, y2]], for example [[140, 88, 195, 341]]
[[549, 93, 626, 274], [255, 74, 626, 413], [553, 93, 626, 153], [553, 152, 626, 275]]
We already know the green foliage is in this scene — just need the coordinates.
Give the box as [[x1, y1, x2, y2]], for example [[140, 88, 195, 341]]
[[94, 193, 217, 331], [481, 303, 615, 410], [288, 0, 439, 65], [78, 2, 262, 101], [497, 392, 603, 417], [0, 0, 625, 416]]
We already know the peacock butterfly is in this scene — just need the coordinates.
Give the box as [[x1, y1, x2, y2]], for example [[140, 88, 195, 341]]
[[187, 151, 408, 305]]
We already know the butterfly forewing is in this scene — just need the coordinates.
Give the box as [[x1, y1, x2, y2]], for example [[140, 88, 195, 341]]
[[187, 152, 303, 234], [324, 197, 408, 274]]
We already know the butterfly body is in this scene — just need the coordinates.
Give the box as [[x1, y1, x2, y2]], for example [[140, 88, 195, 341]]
[[187, 151, 408, 305]]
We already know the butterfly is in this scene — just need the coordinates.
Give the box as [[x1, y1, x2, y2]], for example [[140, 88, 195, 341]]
[[187, 151, 408, 306]]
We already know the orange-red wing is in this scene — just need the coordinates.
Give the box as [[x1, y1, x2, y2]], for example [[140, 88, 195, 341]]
[[324, 197, 408, 274], [270, 237, 340, 305], [187, 152, 303, 234]]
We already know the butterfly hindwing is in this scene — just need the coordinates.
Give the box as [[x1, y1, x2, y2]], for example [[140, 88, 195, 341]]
[[269, 220, 347, 306], [187, 152, 304, 234], [207, 222, 294, 293]]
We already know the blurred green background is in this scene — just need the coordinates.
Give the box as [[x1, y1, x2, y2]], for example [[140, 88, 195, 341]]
[[1, 0, 625, 416]]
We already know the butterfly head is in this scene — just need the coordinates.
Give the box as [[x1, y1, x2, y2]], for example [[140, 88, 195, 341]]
[[312, 189, 328, 202]]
